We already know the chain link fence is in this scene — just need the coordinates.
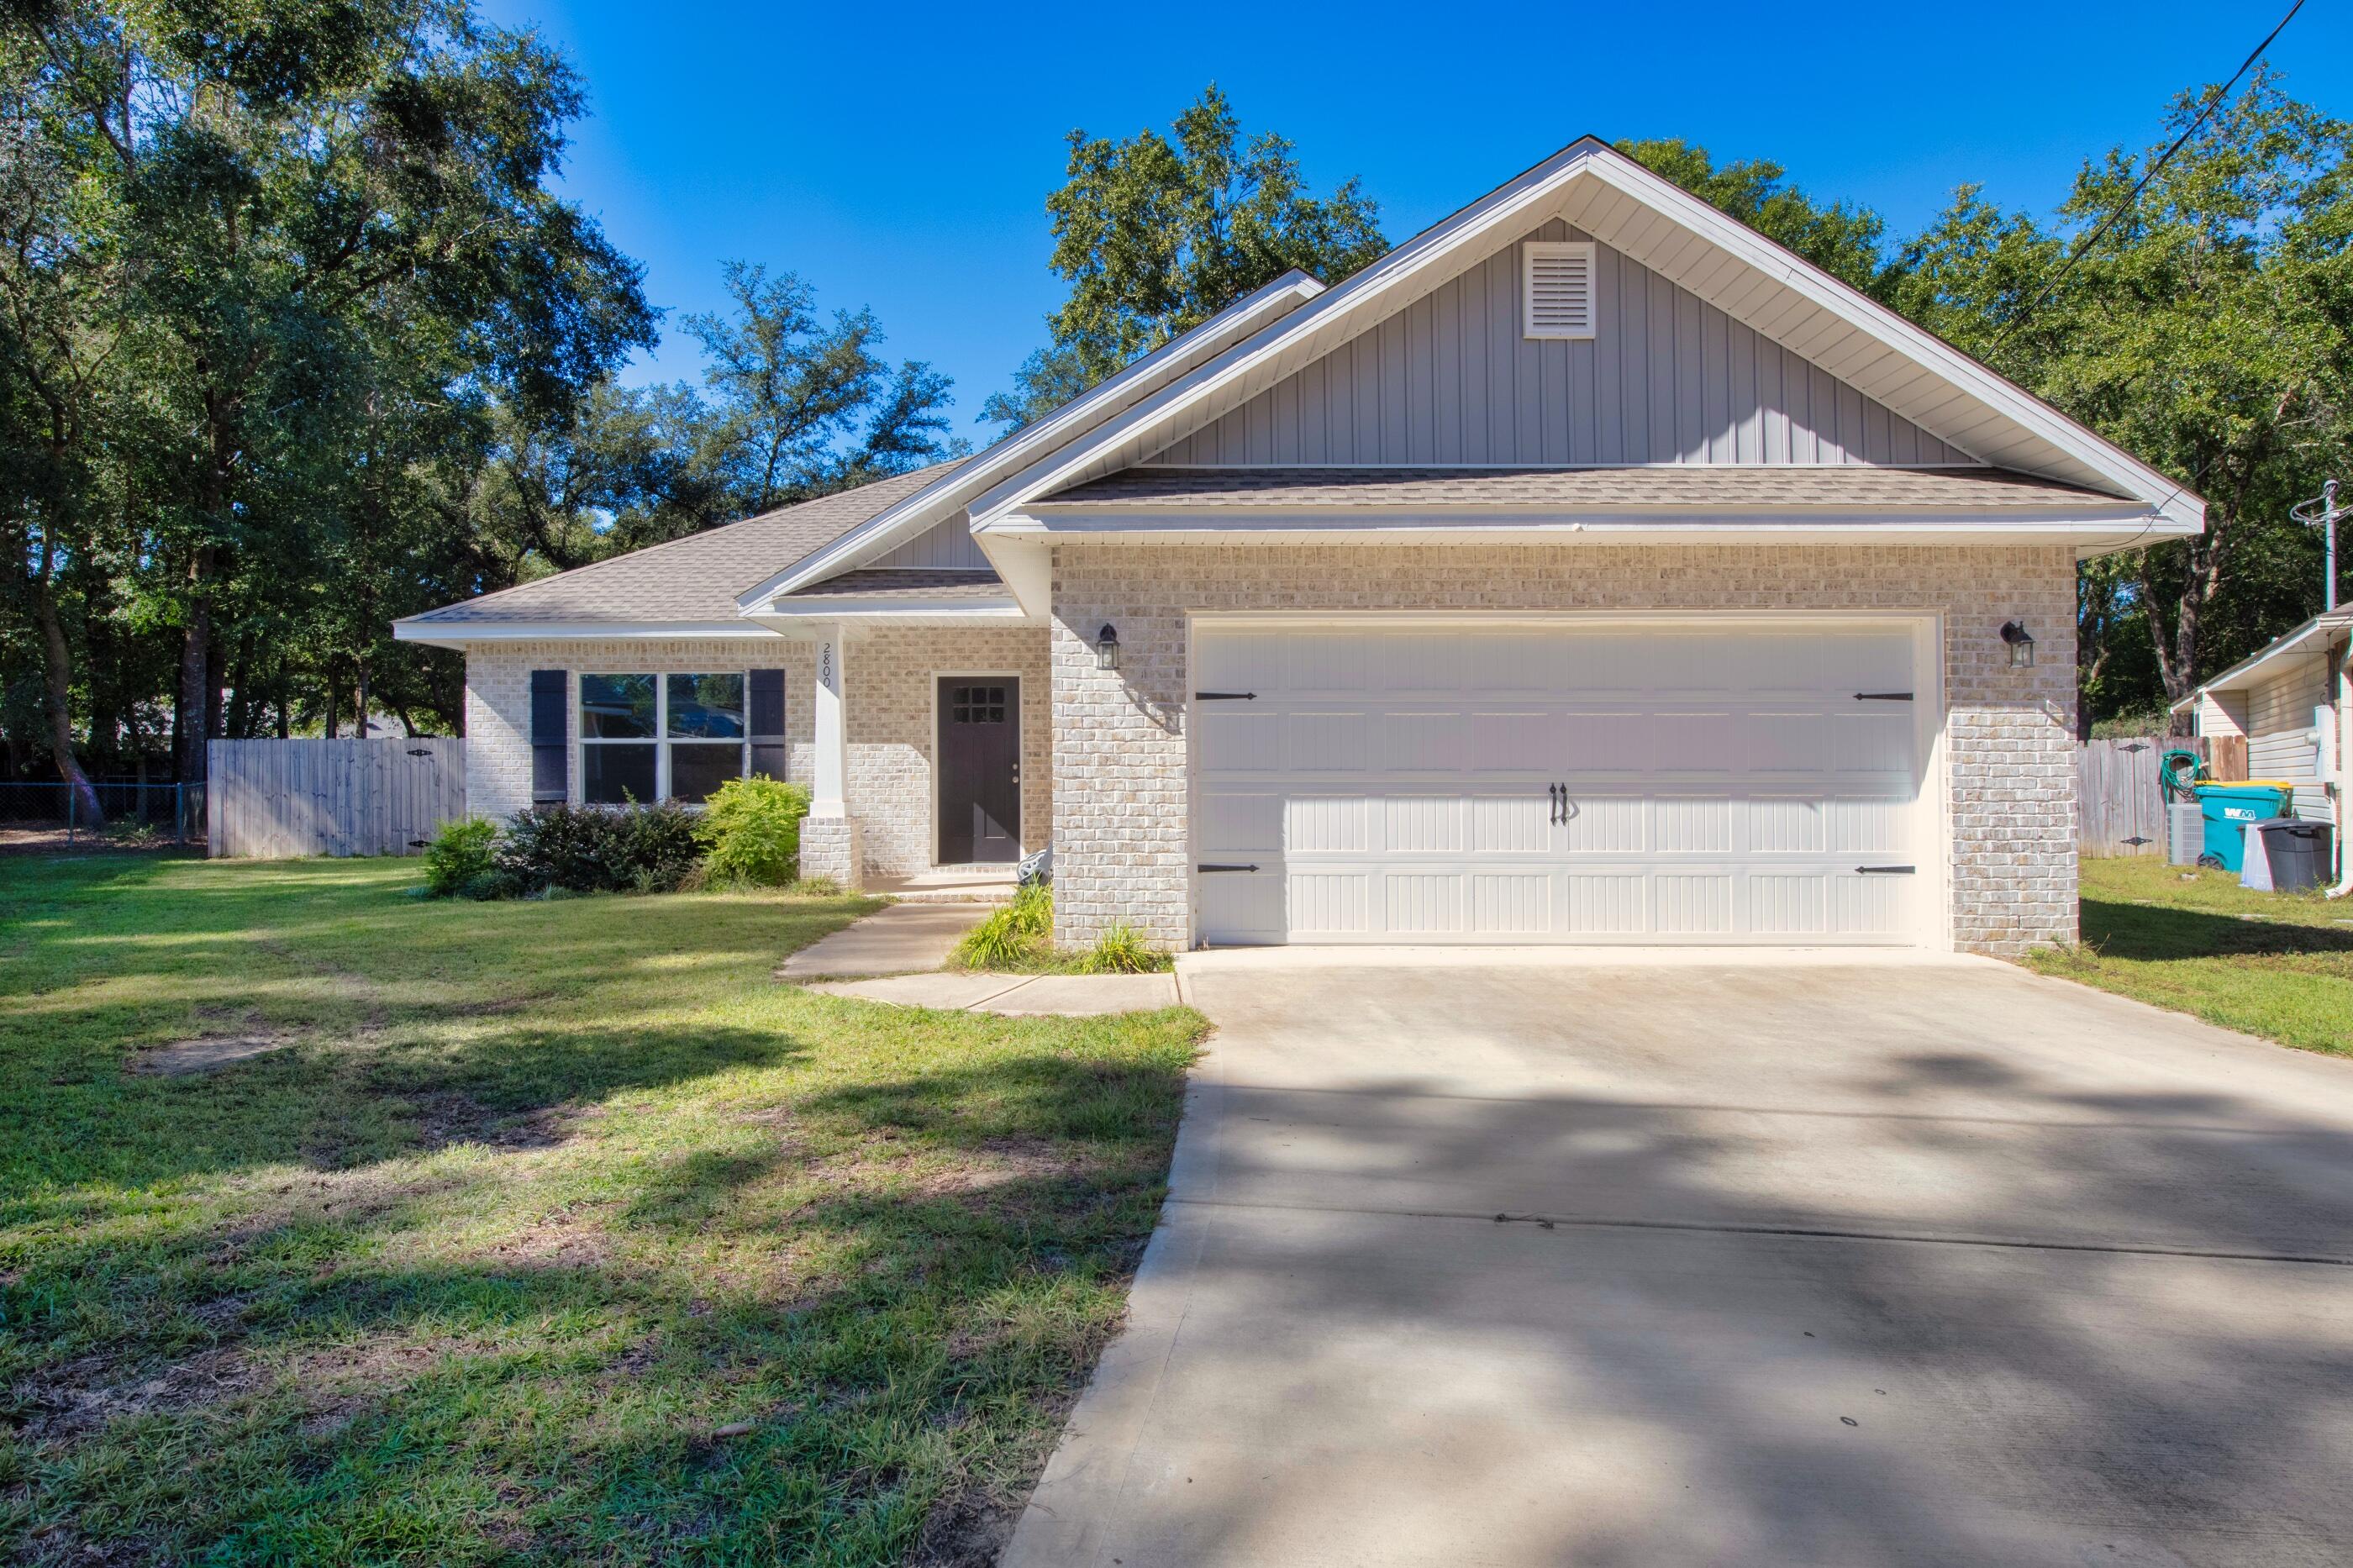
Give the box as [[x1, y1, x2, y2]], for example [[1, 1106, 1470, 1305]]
[[0, 780, 207, 850]]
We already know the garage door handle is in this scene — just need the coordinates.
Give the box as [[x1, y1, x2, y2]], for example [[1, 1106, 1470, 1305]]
[[1548, 782, 1564, 824], [1856, 865, 1917, 875], [1194, 692, 1257, 701], [1197, 863, 1261, 873]]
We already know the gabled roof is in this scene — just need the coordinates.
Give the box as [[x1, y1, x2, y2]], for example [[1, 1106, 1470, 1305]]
[[392, 463, 960, 643], [2169, 608, 2353, 713], [964, 138, 2206, 539], [735, 267, 1328, 612]]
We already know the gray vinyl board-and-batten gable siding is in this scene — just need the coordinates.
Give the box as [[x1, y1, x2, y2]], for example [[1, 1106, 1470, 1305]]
[[1150, 218, 1973, 470]]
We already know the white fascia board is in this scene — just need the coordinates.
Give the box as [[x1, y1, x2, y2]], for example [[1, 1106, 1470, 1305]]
[[970, 138, 2205, 535], [390, 618, 787, 650], [1572, 154, 2204, 529], [2168, 613, 2353, 712], [987, 510, 2178, 560], [735, 271, 1325, 613], [999, 503, 2172, 533]]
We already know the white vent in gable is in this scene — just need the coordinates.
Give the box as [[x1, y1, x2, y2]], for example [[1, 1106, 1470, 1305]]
[[1523, 240, 1596, 339]]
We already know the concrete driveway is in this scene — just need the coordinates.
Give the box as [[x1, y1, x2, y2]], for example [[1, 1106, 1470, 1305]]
[[1003, 953, 2353, 1568]]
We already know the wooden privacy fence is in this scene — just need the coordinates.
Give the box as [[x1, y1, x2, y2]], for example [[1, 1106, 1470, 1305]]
[[208, 737, 465, 858], [2077, 735, 2241, 857]]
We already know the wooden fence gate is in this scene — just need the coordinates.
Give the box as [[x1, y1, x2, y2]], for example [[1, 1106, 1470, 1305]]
[[207, 737, 465, 858], [2077, 735, 2238, 858]]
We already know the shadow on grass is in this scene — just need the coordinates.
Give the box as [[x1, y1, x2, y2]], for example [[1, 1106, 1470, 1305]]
[[1, 1049, 1192, 1567], [2079, 897, 2353, 962]]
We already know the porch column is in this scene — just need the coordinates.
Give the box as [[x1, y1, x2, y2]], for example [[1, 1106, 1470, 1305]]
[[800, 624, 862, 889]]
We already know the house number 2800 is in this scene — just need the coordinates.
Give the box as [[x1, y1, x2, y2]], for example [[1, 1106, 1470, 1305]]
[[819, 642, 834, 689]]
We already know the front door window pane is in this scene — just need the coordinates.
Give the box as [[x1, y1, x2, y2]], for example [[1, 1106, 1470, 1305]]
[[669, 744, 742, 802], [667, 673, 745, 738], [582, 675, 656, 739], [582, 744, 656, 804]]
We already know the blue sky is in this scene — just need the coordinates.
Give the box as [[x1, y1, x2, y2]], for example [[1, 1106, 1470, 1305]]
[[476, 0, 2349, 448]]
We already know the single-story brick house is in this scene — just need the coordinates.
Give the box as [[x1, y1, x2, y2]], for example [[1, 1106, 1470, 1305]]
[[396, 139, 2203, 955]]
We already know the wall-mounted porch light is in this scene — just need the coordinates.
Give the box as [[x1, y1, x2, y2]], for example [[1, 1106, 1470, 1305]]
[[1095, 624, 1121, 671], [2001, 621, 2035, 670]]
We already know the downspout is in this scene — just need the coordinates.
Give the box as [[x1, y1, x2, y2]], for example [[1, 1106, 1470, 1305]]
[[2332, 634, 2353, 897]]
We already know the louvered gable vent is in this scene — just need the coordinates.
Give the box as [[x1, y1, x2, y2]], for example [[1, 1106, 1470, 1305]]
[[1523, 240, 1596, 339]]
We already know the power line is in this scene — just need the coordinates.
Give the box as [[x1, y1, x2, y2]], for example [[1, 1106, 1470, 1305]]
[[1991, 0, 2306, 350]]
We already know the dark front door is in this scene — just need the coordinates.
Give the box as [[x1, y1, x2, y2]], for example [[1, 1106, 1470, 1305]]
[[938, 677, 1021, 863]]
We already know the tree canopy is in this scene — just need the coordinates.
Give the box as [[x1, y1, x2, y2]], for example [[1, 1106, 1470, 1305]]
[[982, 86, 1388, 432], [0, 0, 961, 812]]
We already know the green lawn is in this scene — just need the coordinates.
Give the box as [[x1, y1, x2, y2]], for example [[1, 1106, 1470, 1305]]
[[0, 855, 1205, 1565], [2026, 855, 2353, 1056]]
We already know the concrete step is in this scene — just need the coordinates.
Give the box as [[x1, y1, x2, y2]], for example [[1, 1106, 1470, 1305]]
[[889, 885, 1016, 905]]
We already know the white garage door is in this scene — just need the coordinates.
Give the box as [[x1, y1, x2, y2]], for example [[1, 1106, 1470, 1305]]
[[1191, 620, 1935, 946]]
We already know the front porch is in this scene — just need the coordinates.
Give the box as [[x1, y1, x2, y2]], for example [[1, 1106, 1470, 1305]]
[[787, 618, 1050, 892]]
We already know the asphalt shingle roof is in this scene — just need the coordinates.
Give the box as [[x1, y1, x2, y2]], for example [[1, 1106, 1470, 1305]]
[[403, 462, 968, 625], [1036, 466, 2124, 511]]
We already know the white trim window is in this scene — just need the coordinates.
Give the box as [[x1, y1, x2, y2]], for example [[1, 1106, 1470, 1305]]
[[579, 672, 748, 804]]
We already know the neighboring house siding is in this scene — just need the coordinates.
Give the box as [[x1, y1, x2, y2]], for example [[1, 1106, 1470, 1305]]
[[1050, 543, 2077, 958], [462, 627, 1050, 879], [1151, 218, 1972, 469], [873, 513, 992, 570], [2240, 657, 2334, 823], [2197, 690, 2248, 739]]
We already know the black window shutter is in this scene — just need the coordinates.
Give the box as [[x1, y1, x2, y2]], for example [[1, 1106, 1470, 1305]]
[[748, 668, 787, 780], [530, 670, 568, 802]]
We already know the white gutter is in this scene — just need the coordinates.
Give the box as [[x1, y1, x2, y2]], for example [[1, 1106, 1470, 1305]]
[[2168, 612, 2353, 714], [391, 618, 788, 649], [2332, 634, 2352, 897]]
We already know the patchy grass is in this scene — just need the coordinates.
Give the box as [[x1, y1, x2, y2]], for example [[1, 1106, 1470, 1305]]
[[2026, 856, 2353, 1056], [0, 855, 1205, 1565]]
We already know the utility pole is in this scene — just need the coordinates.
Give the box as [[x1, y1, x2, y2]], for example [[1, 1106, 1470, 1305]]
[[2293, 479, 2345, 612]]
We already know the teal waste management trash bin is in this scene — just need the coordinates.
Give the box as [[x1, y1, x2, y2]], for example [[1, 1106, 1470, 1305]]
[[2196, 784, 2292, 872]]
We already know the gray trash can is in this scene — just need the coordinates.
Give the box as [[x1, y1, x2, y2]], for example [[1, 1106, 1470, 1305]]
[[2250, 819, 2333, 892]]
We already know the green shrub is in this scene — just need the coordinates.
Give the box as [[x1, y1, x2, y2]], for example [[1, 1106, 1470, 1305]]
[[497, 802, 703, 895], [423, 818, 500, 897], [457, 868, 521, 902], [1082, 923, 1169, 974], [951, 885, 1054, 969], [697, 776, 810, 886]]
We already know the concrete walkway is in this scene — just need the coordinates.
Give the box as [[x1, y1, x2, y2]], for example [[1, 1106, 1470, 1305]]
[[1003, 953, 2353, 1568], [774, 902, 987, 981], [806, 970, 1179, 1016]]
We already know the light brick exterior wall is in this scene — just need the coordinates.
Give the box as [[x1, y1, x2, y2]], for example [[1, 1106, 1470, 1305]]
[[837, 625, 1052, 877], [1050, 544, 2079, 958], [462, 626, 1050, 881]]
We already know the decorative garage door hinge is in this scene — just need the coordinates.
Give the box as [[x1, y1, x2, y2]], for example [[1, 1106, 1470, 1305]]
[[1197, 863, 1261, 873], [1194, 691, 1257, 701], [1853, 692, 1914, 702], [1856, 865, 1918, 875]]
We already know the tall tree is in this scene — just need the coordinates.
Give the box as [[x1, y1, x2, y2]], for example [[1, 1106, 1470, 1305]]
[[683, 260, 961, 516], [983, 86, 1387, 432], [8, 0, 653, 780], [1886, 73, 2353, 716]]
